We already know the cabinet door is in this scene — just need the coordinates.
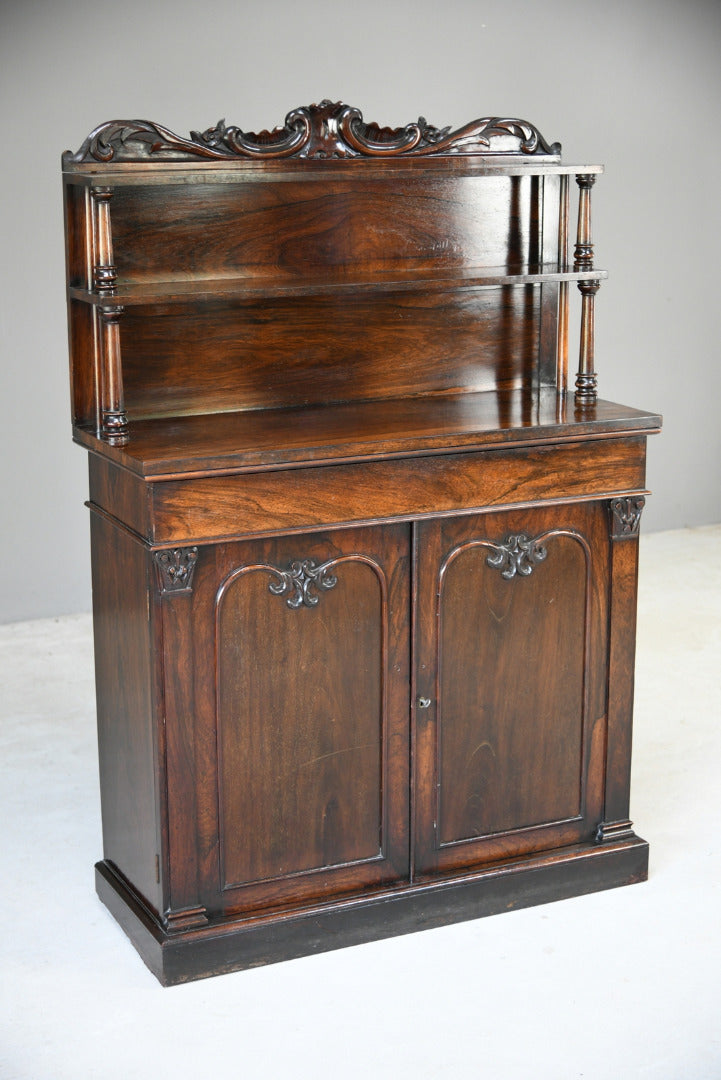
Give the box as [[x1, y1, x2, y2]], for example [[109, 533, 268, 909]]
[[413, 503, 609, 877], [175, 524, 410, 917]]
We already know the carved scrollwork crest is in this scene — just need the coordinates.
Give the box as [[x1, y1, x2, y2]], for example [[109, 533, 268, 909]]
[[485, 534, 548, 580], [154, 547, 199, 594], [267, 558, 338, 609], [609, 496, 645, 539], [65, 101, 560, 163]]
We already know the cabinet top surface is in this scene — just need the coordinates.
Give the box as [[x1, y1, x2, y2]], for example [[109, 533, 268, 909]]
[[74, 391, 662, 480]]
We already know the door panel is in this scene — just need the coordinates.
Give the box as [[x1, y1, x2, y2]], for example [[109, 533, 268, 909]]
[[188, 524, 410, 916], [217, 555, 384, 886], [414, 503, 609, 877]]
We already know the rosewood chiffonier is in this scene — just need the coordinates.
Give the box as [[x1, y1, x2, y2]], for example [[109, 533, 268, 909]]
[[62, 101, 661, 984]]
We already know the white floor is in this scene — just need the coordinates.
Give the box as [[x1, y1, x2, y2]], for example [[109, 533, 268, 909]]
[[1, 526, 720, 1080]]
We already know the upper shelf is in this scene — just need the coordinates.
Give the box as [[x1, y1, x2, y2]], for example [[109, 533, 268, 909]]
[[63, 160, 605, 185], [69, 264, 608, 306]]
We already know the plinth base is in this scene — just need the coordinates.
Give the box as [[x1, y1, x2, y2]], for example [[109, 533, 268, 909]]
[[96, 837, 649, 986]]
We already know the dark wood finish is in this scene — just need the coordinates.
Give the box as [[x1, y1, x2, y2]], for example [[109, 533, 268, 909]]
[[88, 456, 150, 536], [62, 104, 660, 983], [188, 526, 411, 916], [90, 187, 117, 292], [90, 513, 162, 914], [96, 836, 648, 985], [574, 174, 596, 269], [62, 181, 97, 429], [148, 437, 648, 545], [105, 175, 541, 281], [574, 175, 600, 405], [576, 279, 601, 405], [80, 393, 659, 481], [69, 265, 606, 306], [413, 502, 608, 877], [98, 304, 128, 441], [599, 496, 646, 842], [556, 173, 570, 392], [65, 103, 561, 164], [118, 287, 541, 421]]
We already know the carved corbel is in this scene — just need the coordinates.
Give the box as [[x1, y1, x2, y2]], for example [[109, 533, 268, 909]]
[[154, 547, 199, 595], [609, 497, 645, 539]]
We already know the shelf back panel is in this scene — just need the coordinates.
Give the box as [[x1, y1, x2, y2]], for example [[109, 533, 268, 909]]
[[110, 175, 541, 282], [121, 286, 541, 420]]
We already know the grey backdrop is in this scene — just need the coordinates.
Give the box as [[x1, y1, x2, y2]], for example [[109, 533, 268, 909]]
[[1, 0, 719, 623]]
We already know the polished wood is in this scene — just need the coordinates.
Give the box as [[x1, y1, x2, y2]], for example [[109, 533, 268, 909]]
[[117, 287, 542, 421], [148, 437, 648, 545], [90, 186, 117, 292], [90, 513, 161, 914], [78, 392, 659, 479], [574, 175, 600, 405], [105, 175, 541, 280], [413, 502, 608, 877], [600, 497, 645, 842], [556, 174, 570, 392], [192, 526, 411, 915], [63, 183, 97, 429], [96, 837, 649, 985], [65, 103, 561, 164], [62, 104, 661, 983], [69, 265, 606, 306], [576, 279, 601, 405], [574, 174, 596, 269], [98, 304, 128, 441]]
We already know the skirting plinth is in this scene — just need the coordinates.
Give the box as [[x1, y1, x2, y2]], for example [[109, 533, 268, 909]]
[[96, 838, 649, 986]]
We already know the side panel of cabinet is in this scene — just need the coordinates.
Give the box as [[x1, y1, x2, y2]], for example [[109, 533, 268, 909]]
[[413, 502, 609, 877], [171, 524, 411, 917], [90, 512, 163, 914]]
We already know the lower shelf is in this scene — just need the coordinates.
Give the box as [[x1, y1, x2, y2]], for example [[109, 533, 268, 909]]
[[96, 838, 649, 986]]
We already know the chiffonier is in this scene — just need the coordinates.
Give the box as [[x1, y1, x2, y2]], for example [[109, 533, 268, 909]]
[[62, 101, 661, 984]]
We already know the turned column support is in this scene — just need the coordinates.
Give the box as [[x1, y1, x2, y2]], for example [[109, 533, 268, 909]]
[[574, 174, 600, 406], [556, 173, 570, 394], [98, 304, 128, 443], [574, 174, 596, 269], [92, 186, 127, 442], [575, 278, 601, 405], [90, 186, 117, 293]]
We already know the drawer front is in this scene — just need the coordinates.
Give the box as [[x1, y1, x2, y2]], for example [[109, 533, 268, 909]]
[[150, 437, 647, 544]]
